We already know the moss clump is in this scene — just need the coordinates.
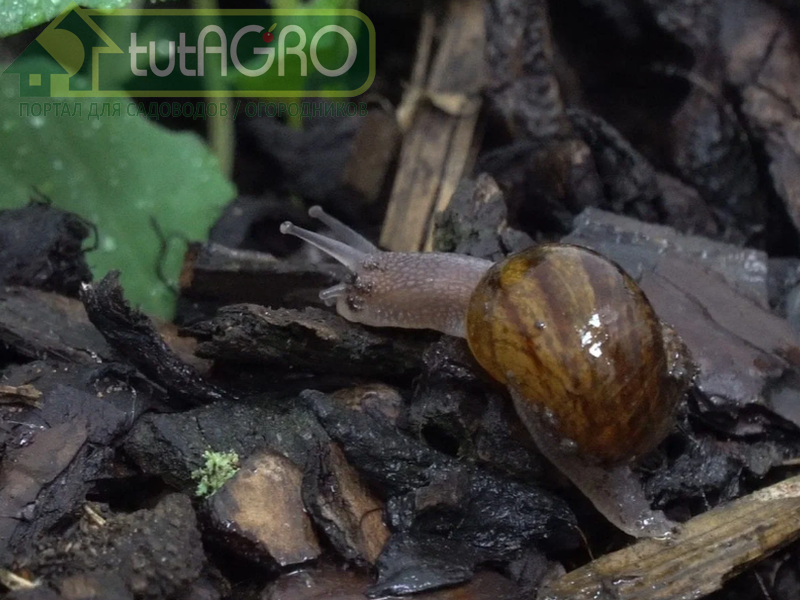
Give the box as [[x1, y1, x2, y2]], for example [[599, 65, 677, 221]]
[[191, 450, 239, 497]]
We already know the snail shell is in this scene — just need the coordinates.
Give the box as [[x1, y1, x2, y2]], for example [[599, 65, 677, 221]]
[[466, 244, 677, 464]]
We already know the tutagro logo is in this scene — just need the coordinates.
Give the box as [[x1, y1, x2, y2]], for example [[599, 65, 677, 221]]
[[3, 2, 375, 98]]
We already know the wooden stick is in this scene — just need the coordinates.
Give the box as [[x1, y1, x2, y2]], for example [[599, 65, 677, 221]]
[[380, 0, 485, 252], [538, 474, 800, 600]]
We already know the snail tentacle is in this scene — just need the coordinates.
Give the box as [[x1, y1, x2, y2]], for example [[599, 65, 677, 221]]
[[319, 282, 348, 306], [280, 221, 366, 271], [308, 206, 378, 254]]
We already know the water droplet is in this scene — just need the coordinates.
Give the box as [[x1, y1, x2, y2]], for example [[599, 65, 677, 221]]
[[52, 158, 63, 171], [134, 198, 154, 210], [101, 236, 117, 252], [559, 437, 578, 452], [29, 116, 45, 128]]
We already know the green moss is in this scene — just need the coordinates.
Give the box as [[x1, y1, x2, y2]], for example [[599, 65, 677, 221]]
[[191, 450, 239, 498]]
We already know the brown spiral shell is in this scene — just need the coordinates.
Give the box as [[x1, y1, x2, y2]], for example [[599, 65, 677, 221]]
[[466, 244, 679, 464]]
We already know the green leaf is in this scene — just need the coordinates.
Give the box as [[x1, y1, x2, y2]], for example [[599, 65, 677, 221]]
[[0, 0, 132, 38], [0, 60, 235, 318]]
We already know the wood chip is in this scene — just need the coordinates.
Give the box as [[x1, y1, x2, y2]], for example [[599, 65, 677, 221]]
[[303, 443, 390, 565], [0, 384, 42, 407], [0, 287, 109, 364], [0, 569, 39, 591], [207, 451, 321, 567]]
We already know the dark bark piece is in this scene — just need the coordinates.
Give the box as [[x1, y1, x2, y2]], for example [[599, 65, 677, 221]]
[[655, 172, 719, 237], [568, 109, 721, 236], [15, 494, 204, 600], [204, 451, 321, 567], [187, 304, 432, 379], [305, 390, 579, 556], [80, 272, 230, 407], [632, 1, 769, 243], [0, 376, 130, 557], [670, 76, 767, 244], [399, 461, 578, 555], [5, 379, 128, 447], [369, 533, 487, 597], [1, 359, 155, 434], [0, 358, 157, 562], [302, 442, 390, 566], [407, 336, 548, 482], [179, 241, 344, 317], [0, 420, 88, 563], [640, 257, 800, 419], [485, 0, 570, 140], [0, 287, 110, 364], [479, 138, 604, 235], [122, 398, 327, 491], [0, 202, 92, 297], [305, 389, 444, 496], [568, 108, 662, 223], [433, 174, 534, 260], [482, 0, 604, 234], [644, 428, 789, 512], [721, 0, 800, 239]]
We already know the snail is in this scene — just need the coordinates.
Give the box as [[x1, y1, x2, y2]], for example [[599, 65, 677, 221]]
[[280, 206, 693, 538]]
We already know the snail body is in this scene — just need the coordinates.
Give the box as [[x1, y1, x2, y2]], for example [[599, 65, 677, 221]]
[[281, 208, 692, 538]]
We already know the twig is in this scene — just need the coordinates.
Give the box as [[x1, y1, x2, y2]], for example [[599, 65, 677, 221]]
[[538, 475, 800, 600]]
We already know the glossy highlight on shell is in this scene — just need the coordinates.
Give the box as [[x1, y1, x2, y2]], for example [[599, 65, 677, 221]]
[[466, 244, 678, 464]]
